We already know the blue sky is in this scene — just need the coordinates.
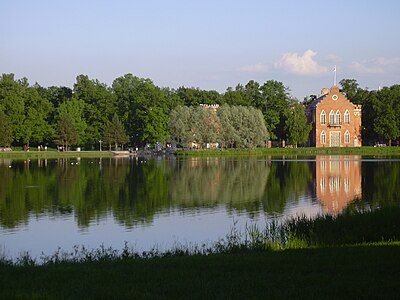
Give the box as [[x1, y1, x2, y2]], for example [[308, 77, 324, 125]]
[[1, 0, 399, 100]]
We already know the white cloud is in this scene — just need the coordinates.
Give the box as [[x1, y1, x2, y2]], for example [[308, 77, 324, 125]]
[[238, 63, 269, 73], [324, 54, 342, 63], [349, 57, 400, 74], [275, 50, 328, 75]]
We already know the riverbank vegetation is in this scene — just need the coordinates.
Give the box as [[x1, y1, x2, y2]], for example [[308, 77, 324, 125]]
[[1, 73, 400, 151], [177, 145, 400, 156], [1, 207, 400, 299]]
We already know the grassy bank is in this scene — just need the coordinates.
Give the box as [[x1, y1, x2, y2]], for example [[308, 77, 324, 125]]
[[177, 146, 400, 157], [0, 150, 113, 159], [1, 244, 399, 299], [1, 207, 400, 299]]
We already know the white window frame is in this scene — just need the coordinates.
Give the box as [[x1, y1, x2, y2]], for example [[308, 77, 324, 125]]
[[329, 110, 335, 125], [335, 110, 341, 125], [320, 110, 326, 125], [321, 131, 326, 144], [344, 110, 350, 124], [345, 130, 350, 143]]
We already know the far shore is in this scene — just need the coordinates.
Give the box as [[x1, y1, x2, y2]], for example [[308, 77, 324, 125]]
[[1, 146, 400, 159]]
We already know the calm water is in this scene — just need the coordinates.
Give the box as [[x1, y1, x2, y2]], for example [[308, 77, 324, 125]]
[[1, 155, 400, 259]]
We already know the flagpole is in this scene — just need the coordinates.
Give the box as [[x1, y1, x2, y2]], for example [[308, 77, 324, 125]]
[[333, 65, 337, 86]]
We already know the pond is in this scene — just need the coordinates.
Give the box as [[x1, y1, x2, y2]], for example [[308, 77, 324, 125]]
[[1, 155, 400, 260]]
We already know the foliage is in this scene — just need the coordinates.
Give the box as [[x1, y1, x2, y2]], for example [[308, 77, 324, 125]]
[[257, 80, 291, 140], [372, 85, 400, 145], [73, 75, 116, 149], [1, 73, 400, 148], [0, 111, 13, 146], [168, 105, 193, 147], [55, 114, 78, 150], [169, 105, 269, 149], [284, 102, 312, 147], [57, 98, 87, 145], [102, 114, 129, 150]]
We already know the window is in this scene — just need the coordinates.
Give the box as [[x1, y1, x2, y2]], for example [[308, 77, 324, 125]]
[[321, 131, 326, 144], [329, 111, 335, 125], [320, 110, 326, 125], [345, 130, 350, 143], [344, 110, 350, 124], [335, 110, 341, 125]]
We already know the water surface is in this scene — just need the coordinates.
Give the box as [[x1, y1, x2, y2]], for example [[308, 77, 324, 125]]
[[1, 155, 399, 259]]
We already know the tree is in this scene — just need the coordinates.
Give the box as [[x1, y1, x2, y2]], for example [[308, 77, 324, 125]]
[[285, 103, 312, 147], [73, 75, 116, 148], [192, 106, 219, 148], [0, 74, 27, 144], [257, 80, 290, 141], [0, 111, 12, 147], [103, 114, 129, 150], [112, 74, 172, 146], [23, 85, 54, 146], [222, 84, 252, 106], [372, 86, 400, 146], [176, 87, 222, 106], [57, 98, 87, 145], [55, 114, 78, 151], [168, 106, 193, 147], [217, 105, 239, 148]]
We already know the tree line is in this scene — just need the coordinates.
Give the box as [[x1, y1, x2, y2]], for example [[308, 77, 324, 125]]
[[0, 73, 399, 149]]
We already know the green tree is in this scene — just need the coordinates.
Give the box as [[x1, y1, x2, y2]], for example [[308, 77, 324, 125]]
[[55, 114, 78, 151], [0, 111, 13, 146], [103, 114, 129, 150], [217, 105, 239, 148], [176, 87, 222, 106], [168, 106, 193, 147], [0, 74, 27, 143], [222, 84, 252, 106], [73, 75, 116, 149], [373, 86, 400, 146], [257, 80, 290, 141], [23, 85, 54, 146], [285, 103, 312, 147], [244, 80, 261, 106], [57, 98, 87, 146], [112, 74, 172, 146], [234, 106, 269, 148], [196, 106, 220, 147]]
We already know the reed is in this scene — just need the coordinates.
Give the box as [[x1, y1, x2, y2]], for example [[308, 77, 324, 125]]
[[2, 206, 399, 267]]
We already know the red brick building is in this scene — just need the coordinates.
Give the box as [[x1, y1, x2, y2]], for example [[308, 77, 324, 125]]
[[306, 86, 362, 147]]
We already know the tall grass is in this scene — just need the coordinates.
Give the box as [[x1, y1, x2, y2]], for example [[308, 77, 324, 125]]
[[2, 207, 399, 266]]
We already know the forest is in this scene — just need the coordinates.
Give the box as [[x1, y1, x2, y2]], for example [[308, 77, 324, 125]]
[[0, 73, 399, 149]]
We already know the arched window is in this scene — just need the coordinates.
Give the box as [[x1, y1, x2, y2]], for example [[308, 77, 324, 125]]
[[335, 110, 341, 125], [320, 110, 326, 125], [344, 110, 350, 124], [345, 130, 350, 143], [321, 131, 326, 144], [329, 111, 335, 125]]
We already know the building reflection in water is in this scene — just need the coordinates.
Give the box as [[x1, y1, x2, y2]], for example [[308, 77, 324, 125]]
[[316, 156, 362, 214]]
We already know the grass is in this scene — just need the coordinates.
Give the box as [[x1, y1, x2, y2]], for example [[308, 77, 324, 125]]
[[1, 207, 400, 299], [176, 146, 400, 157], [0, 150, 113, 159], [1, 244, 400, 299]]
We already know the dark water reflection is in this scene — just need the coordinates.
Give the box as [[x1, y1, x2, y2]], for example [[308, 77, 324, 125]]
[[1, 155, 399, 258]]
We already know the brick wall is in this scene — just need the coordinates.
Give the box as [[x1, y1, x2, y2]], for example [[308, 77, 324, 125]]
[[309, 86, 362, 147]]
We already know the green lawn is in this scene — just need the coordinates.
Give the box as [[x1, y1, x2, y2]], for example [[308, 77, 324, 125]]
[[1, 244, 399, 299]]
